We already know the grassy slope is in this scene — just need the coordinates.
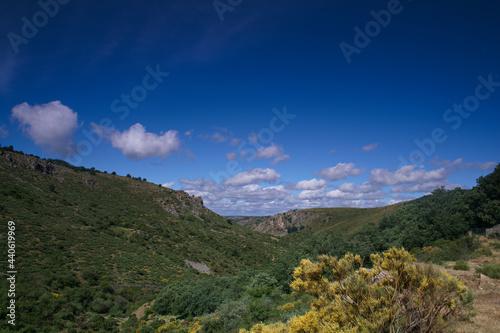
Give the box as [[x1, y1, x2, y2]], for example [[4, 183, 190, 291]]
[[300, 204, 405, 234], [0, 151, 284, 287], [234, 203, 406, 238]]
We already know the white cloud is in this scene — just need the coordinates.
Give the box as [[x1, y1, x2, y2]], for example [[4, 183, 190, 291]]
[[338, 182, 379, 193], [177, 160, 493, 216], [11, 101, 79, 156], [465, 161, 497, 171], [256, 143, 290, 165], [222, 168, 280, 186], [390, 181, 447, 193], [226, 152, 237, 160], [314, 163, 365, 181], [100, 123, 180, 160], [326, 189, 385, 200], [370, 165, 447, 186], [297, 189, 327, 200], [162, 181, 175, 188], [178, 175, 292, 215], [362, 143, 379, 152], [208, 132, 227, 143], [295, 178, 327, 190], [431, 157, 497, 172]]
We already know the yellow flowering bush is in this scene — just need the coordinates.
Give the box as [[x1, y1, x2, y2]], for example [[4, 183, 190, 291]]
[[242, 248, 472, 333]]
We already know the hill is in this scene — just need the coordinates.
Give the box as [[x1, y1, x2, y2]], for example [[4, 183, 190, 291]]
[[0, 149, 285, 331], [232, 203, 405, 237]]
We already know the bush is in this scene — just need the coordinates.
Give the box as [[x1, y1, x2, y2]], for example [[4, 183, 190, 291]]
[[490, 242, 500, 250], [453, 260, 470, 271], [476, 263, 500, 279], [474, 245, 493, 257], [243, 248, 473, 333]]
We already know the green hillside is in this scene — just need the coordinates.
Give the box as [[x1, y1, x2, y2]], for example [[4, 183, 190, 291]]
[[235, 203, 405, 237], [0, 149, 284, 331]]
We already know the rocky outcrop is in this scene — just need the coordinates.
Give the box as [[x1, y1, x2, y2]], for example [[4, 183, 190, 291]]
[[253, 210, 318, 236], [1, 152, 56, 175], [486, 224, 500, 238], [184, 260, 211, 275], [156, 188, 208, 220], [83, 179, 97, 185]]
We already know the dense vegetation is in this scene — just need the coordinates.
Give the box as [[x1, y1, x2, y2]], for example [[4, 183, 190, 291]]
[[149, 165, 499, 332], [0, 149, 283, 332], [1, 145, 498, 332], [244, 248, 473, 332]]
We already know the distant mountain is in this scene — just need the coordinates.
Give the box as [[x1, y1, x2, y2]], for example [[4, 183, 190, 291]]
[[232, 204, 405, 237]]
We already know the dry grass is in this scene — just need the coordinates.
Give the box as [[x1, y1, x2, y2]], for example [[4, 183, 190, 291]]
[[445, 237, 500, 332]]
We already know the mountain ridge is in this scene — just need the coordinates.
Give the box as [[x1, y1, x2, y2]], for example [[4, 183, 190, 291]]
[[230, 203, 406, 237]]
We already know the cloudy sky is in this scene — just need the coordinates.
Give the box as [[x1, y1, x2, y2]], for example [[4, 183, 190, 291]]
[[1, 0, 499, 215]]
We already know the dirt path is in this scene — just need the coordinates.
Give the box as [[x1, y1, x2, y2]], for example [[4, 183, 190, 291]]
[[446, 238, 500, 332]]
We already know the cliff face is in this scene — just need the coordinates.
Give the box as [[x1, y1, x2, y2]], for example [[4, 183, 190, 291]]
[[253, 210, 319, 236], [155, 188, 209, 220]]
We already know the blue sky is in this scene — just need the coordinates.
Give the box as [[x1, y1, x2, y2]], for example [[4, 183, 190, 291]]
[[1, 0, 499, 215]]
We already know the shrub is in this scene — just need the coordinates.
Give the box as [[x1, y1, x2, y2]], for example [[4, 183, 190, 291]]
[[490, 242, 500, 250], [475, 263, 500, 279], [243, 248, 473, 333], [453, 260, 470, 271]]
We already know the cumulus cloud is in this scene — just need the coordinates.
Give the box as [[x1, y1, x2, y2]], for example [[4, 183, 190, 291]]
[[370, 165, 447, 186], [362, 143, 379, 152], [162, 181, 175, 188], [207, 132, 227, 143], [222, 168, 280, 186], [11, 101, 79, 156], [178, 175, 292, 215], [390, 181, 448, 193], [314, 163, 365, 181], [177, 160, 492, 215], [295, 178, 328, 190], [338, 182, 379, 193], [466, 161, 498, 171], [297, 189, 327, 200], [98, 123, 180, 160], [256, 143, 290, 165], [326, 189, 385, 201], [431, 157, 497, 172], [201, 127, 233, 143]]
